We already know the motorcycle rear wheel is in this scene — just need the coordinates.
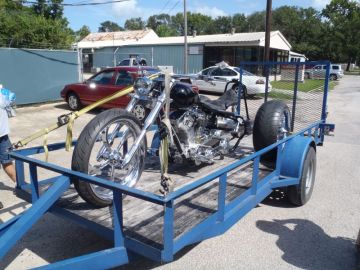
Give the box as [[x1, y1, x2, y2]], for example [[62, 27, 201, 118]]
[[72, 109, 146, 207]]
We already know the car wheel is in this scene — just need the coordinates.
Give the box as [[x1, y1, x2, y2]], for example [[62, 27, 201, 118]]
[[231, 84, 246, 97], [67, 92, 81, 111], [329, 74, 337, 81]]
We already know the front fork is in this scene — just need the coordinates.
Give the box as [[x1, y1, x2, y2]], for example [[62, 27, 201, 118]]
[[121, 93, 166, 167]]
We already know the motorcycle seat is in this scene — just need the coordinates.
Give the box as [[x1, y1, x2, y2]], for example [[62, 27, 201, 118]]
[[198, 95, 234, 117]]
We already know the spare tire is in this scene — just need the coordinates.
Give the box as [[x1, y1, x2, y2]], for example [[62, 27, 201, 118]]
[[253, 100, 291, 168]]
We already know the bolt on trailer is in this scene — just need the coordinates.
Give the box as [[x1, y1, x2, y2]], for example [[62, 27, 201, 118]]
[[0, 61, 335, 269]]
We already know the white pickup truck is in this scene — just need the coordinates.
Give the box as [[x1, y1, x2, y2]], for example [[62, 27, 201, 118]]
[[117, 57, 147, 67]]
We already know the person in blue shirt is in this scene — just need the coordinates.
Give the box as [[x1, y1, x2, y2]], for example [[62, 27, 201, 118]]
[[0, 85, 16, 209]]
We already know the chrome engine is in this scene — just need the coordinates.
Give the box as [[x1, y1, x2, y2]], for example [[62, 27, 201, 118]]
[[171, 107, 242, 165]]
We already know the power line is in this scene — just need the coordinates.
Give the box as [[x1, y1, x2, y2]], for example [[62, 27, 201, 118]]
[[159, 0, 171, 14], [15, 0, 130, 7], [168, 0, 179, 14]]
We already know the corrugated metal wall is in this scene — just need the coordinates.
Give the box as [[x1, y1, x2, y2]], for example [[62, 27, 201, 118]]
[[93, 45, 204, 74], [0, 48, 78, 105]]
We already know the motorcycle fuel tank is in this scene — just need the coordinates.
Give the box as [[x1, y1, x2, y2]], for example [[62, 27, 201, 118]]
[[170, 82, 199, 108]]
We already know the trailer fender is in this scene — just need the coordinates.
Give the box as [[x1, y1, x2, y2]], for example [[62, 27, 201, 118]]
[[280, 136, 316, 178]]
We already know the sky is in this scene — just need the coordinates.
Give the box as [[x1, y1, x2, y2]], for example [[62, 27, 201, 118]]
[[64, 0, 332, 32]]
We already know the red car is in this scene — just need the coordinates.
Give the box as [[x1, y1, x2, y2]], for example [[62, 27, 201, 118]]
[[60, 66, 159, 110]]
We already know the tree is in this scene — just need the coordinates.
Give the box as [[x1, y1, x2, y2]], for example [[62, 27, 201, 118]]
[[76, 25, 91, 41], [147, 13, 171, 32], [0, 11, 74, 49], [232, 13, 248, 33], [124, 17, 145, 30], [171, 13, 185, 35], [322, 0, 360, 70], [33, 0, 63, 19], [0, 0, 74, 49], [156, 24, 178, 37], [213, 16, 232, 34], [98, 21, 123, 32], [187, 13, 214, 35], [247, 11, 266, 32]]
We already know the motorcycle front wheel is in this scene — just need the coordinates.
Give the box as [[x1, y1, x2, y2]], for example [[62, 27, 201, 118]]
[[71, 109, 146, 207]]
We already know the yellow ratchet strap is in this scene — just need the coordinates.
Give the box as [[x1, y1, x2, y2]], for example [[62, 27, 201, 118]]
[[14, 73, 161, 155], [43, 128, 49, 162]]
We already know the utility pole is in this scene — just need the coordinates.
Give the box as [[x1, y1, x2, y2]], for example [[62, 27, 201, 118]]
[[184, 0, 188, 74], [264, 0, 272, 62]]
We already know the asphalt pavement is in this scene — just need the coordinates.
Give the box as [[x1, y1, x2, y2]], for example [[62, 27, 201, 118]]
[[0, 75, 359, 269]]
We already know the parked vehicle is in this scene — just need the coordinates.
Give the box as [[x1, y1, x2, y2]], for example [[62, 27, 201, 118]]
[[60, 67, 159, 110], [117, 57, 147, 67], [192, 63, 272, 95], [71, 74, 289, 207], [305, 64, 343, 80]]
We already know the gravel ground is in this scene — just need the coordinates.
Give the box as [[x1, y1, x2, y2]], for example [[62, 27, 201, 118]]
[[0, 75, 359, 269]]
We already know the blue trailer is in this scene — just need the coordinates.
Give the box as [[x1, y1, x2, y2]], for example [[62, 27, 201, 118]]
[[0, 61, 335, 269]]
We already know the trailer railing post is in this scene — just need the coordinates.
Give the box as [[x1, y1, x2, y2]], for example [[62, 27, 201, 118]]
[[217, 173, 227, 222], [237, 66, 243, 116], [29, 164, 39, 202], [320, 61, 331, 142], [15, 160, 25, 189], [291, 62, 300, 132], [275, 144, 283, 176], [264, 64, 270, 102], [113, 190, 124, 247], [163, 200, 174, 262], [251, 158, 260, 195]]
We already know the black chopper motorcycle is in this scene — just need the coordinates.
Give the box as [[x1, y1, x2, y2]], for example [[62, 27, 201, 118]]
[[71, 74, 291, 207]]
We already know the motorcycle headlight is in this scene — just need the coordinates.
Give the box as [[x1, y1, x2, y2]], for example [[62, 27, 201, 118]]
[[134, 77, 153, 96]]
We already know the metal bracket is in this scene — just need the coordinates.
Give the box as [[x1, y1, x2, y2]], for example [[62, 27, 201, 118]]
[[319, 123, 335, 135]]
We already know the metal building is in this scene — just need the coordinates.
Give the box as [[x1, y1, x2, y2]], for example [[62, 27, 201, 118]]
[[77, 29, 292, 74]]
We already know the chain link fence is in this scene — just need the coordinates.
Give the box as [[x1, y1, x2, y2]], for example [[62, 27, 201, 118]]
[[239, 61, 331, 132]]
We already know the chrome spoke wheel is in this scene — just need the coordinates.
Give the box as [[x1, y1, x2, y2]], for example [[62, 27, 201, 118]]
[[88, 119, 142, 201]]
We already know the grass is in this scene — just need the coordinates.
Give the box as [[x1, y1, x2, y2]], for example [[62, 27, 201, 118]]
[[258, 91, 293, 100], [271, 79, 337, 92], [344, 70, 360, 75]]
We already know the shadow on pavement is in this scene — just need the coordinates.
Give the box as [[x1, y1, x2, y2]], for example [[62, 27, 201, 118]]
[[256, 218, 358, 270], [53, 103, 102, 115]]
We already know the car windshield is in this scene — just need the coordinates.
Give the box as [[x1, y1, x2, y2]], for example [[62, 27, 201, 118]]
[[234, 68, 255, 76], [143, 68, 160, 75], [118, 59, 130, 66]]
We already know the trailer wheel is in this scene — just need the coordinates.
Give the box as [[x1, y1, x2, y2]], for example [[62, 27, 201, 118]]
[[287, 147, 316, 206], [253, 100, 291, 168], [72, 109, 146, 207]]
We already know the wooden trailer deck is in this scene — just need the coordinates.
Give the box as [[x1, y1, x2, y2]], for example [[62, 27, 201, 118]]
[[14, 137, 272, 249]]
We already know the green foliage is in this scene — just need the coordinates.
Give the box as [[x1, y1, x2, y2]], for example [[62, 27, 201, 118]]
[[247, 11, 266, 32], [156, 24, 178, 37], [187, 13, 214, 35], [124, 17, 145, 30], [0, 0, 74, 49], [213, 16, 232, 33], [1, 0, 359, 64], [147, 13, 171, 32], [322, 0, 360, 68], [232, 13, 248, 33], [76, 25, 90, 41], [33, 0, 64, 20], [98, 21, 124, 32]]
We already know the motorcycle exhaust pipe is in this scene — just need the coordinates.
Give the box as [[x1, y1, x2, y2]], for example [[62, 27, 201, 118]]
[[216, 117, 237, 131]]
